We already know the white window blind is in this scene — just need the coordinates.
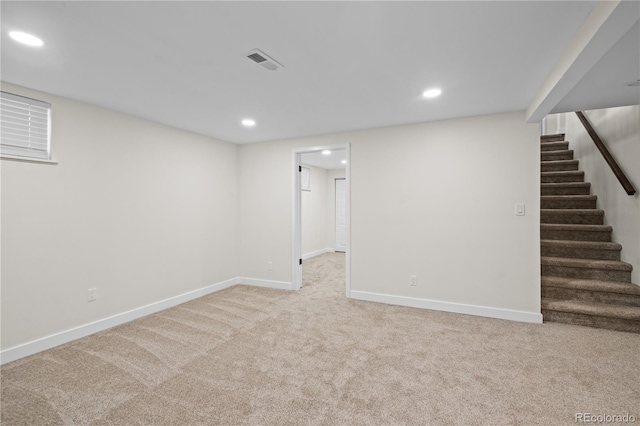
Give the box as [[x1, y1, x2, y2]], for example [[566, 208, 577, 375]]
[[0, 91, 51, 160]]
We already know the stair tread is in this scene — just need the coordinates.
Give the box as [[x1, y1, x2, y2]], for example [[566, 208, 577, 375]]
[[541, 182, 590, 188], [541, 134, 565, 140], [543, 159, 578, 164], [542, 277, 640, 295], [541, 256, 633, 271], [540, 171, 583, 175], [541, 149, 573, 155], [541, 240, 622, 250], [540, 209, 603, 215], [541, 195, 597, 200], [541, 223, 612, 231], [542, 298, 640, 320]]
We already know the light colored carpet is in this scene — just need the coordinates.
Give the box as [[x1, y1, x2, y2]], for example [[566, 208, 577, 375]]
[[2, 252, 639, 425]]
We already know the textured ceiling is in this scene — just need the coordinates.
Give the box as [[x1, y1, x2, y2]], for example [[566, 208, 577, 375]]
[[1, 1, 604, 144]]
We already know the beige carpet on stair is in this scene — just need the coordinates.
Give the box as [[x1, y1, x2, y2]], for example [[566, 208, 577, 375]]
[[2, 252, 639, 425]]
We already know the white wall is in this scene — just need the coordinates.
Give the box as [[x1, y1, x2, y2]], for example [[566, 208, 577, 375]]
[[239, 111, 541, 316], [543, 113, 566, 136], [1, 83, 542, 355], [301, 164, 328, 256], [0, 82, 239, 350], [563, 106, 640, 283]]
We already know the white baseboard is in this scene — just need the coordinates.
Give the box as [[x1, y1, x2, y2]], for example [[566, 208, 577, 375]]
[[302, 247, 334, 260], [2, 279, 539, 365], [349, 291, 543, 324], [1, 276, 295, 365], [237, 278, 294, 290]]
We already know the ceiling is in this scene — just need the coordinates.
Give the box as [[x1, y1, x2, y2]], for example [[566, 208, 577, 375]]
[[552, 21, 640, 114], [2, 1, 634, 145], [301, 149, 347, 171]]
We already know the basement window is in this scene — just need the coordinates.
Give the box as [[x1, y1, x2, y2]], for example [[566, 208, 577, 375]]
[[0, 91, 52, 161]]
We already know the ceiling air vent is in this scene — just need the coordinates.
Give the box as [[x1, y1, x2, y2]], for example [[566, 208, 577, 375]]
[[246, 49, 284, 71]]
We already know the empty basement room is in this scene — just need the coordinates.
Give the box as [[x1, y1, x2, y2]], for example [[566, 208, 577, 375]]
[[1, 1, 639, 425]]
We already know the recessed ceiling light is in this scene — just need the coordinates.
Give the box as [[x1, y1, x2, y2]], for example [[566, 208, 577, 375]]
[[241, 118, 256, 127], [9, 31, 43, 47], [341, 159, 347, 164], [322, 150, 331, 155], [423, 88, 442, 98]]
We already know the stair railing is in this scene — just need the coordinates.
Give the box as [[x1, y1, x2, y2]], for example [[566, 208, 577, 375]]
[[575, 111, 637, 196]]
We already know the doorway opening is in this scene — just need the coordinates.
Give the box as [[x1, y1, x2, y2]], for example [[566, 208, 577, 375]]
[[293, 144, 350, 296]]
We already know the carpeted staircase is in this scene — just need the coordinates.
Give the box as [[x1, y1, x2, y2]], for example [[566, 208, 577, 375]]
[[540, 133, 640, 333]]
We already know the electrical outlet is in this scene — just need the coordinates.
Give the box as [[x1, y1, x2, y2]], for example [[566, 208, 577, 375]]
[[87, 288, 97, 302], [267, 261, 273, 271], [409, 275, 417, 286]]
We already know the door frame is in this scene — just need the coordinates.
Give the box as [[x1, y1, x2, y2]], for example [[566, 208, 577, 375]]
[[292, 143, 351, 296]]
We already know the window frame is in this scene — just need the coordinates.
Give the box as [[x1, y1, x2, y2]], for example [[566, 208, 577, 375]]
[[0, 91, 53, 162]]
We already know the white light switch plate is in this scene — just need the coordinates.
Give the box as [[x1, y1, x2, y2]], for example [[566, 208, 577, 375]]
[[515, 203, 525, 216]]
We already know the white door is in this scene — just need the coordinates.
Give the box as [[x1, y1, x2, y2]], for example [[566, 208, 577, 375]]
[[335, 178, 347, 253]]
